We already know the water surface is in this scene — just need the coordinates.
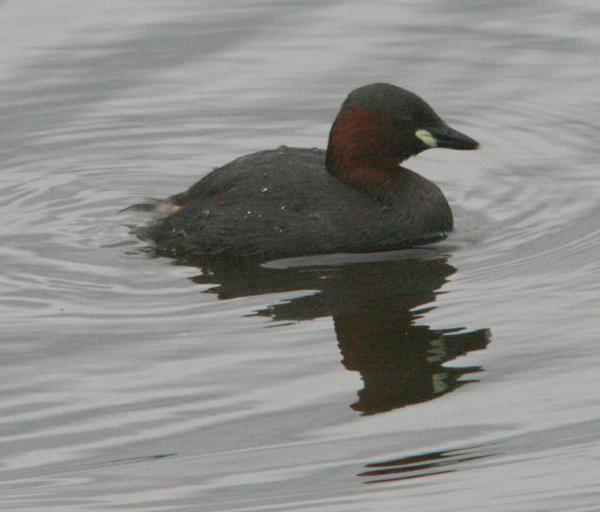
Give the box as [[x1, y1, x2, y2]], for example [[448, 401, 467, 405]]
[[1, 1, 599, 510]]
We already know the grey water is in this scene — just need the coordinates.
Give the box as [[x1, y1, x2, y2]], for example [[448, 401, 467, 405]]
[[1, 1, 599, 510]]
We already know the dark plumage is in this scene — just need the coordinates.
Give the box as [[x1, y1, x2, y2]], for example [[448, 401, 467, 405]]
[[139, 83, 479, 261]]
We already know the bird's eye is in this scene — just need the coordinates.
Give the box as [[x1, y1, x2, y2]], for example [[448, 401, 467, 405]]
[[399, 112, 413, 122]]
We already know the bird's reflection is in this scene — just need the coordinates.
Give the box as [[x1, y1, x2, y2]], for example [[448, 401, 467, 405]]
[[358, 443, 498, 484], [178, 249, 490, 414]]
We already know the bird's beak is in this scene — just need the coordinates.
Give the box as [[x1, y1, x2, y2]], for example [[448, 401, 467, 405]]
[[416, 125, 479, 150]]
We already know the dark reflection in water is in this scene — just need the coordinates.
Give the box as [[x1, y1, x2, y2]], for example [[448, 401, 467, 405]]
[[179, 250, 490, 415], [359, 444, 499, 484]]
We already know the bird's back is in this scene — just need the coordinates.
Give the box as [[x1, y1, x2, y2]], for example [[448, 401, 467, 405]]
[[145, 146, 451, 260]]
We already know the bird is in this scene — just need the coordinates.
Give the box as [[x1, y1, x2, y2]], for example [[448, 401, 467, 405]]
[[136, 83, 479, 261]]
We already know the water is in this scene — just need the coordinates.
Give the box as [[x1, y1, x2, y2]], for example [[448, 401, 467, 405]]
[[1, 1, 599, 510]]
